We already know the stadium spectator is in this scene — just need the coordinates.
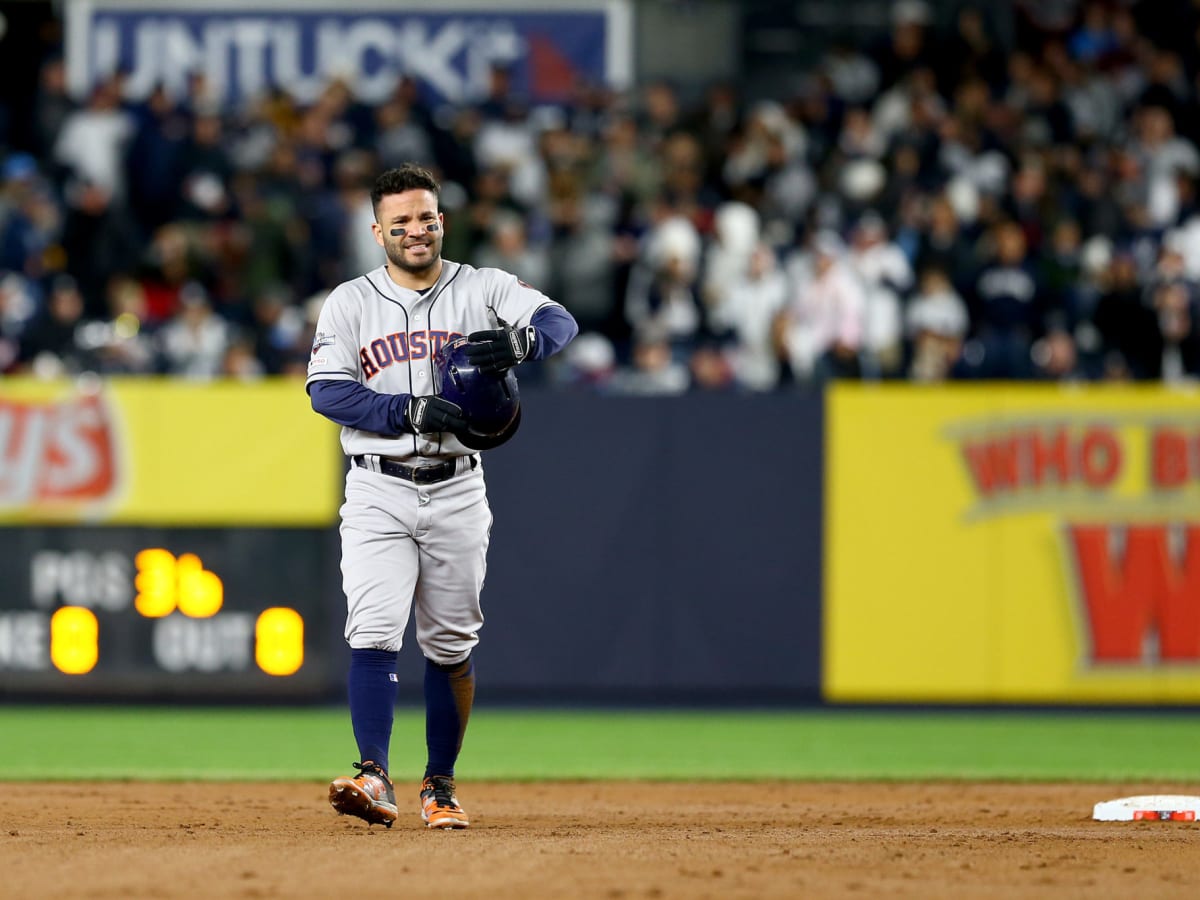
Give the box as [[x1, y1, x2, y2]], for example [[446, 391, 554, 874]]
[[0, 270, 38, 371], [473, 210, 550, 290], [710, 242, 789, 392], [86, 275, 157, 375], [847, 211, 911, 376], [375, 93, 437, 171], [609, 334, 691, 396], [722, 100, 816, 243], [914, 193, 978, 297], [872, 1, 936, 95], [964, 220, 1054, 378], [624, 214, 703, 355], [30, 57, 74, 163], [0, 154, 60, 283], [1128, 104, 1200, 230], [59, 178, 141, 318], [702, 201, 761, 315], [53, 75, 134, 202], [220, 333, 267, 381], [157, 282, 232, 379], [936, 6, 1007, 95], [545, 189, 620, 338], [16, 273, 88, 376], [906, 267, 967, 378], [176, 108, 235, 223], [1152, 278, 1200, 380], [125, 84, 191, 234], [777, 230, 866, 382], [248, 283, 307, 376], [136, 223, 208, 324]]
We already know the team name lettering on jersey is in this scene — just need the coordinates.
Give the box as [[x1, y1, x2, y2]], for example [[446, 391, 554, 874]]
[[360, 329, 463, 379]]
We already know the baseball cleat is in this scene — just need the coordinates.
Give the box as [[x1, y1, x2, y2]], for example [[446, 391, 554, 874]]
[[420, 775, 470, 829], [329, 761, 398, 828]]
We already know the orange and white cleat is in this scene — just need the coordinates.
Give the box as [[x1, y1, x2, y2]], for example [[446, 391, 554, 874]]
[[329, 761, 398, 828], [420, 775, 470, 829]]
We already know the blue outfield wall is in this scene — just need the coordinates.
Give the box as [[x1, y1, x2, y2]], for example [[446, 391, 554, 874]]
[[448, 389, 826, 704], [0, 389, 825, 704]]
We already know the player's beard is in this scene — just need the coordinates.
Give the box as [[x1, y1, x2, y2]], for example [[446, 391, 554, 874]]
[[384, 231, 443, 275]]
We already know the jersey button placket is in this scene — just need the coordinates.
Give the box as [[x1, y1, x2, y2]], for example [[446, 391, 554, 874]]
[[415, 490, 432, 535], [415, 313, 426, 386]]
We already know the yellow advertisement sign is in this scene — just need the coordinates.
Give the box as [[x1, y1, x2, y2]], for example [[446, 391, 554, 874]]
[[825, 383, 1200, 704], [0, 378, 340, 525]]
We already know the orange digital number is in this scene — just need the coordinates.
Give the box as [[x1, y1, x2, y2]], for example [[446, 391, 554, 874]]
[[255, 608, 304, 676], [50, 607, 99, 675], [134, 549, 224, 618]]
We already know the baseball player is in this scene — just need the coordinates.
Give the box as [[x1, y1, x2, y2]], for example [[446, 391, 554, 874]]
[[306, 164, 578, 828]]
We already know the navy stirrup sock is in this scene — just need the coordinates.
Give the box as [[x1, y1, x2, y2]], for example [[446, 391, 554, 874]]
[[348, 648, 400, 773], [424, 655, 476, 778]]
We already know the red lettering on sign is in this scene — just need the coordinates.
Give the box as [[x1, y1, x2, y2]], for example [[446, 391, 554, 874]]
[[962, 438, 1020, 496], [1030, 428, 1071, 485], [1067, 524, 1200, 662], [0, 393, 118, 508], [960, 426, 1122, 497], [1151, 428, 1191, 489], [1079, 428, 1121, 487]]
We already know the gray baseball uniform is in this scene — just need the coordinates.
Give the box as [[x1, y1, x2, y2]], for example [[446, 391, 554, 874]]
[[306, 261, 565, 661]]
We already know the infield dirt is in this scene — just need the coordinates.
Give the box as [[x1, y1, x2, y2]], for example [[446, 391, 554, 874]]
[[3, 781, 1198, 898]]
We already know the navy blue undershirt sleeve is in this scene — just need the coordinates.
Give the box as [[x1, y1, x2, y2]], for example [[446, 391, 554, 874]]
[[309, 380, 411, 435], [530, 306, 579, 361]]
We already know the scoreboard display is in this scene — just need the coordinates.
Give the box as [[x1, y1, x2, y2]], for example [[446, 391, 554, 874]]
[[0, 378, 350, 700], [0, 526, 344, 699]]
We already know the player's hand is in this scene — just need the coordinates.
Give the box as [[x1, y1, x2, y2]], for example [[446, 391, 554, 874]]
[[405, 395, 467, 434], [465, 318, 536, 374]]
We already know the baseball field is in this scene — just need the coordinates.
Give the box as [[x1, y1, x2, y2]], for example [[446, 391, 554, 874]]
[[2, 706, 1199, 898]]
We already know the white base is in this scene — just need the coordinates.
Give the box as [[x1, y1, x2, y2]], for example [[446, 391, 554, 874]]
[[1093, 795, 1200, 822]]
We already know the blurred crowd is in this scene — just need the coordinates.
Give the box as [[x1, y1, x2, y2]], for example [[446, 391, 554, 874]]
[[3, 0, 1200, 391]]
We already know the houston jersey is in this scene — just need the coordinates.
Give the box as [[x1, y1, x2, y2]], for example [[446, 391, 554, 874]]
[[306, 261, 562, 459]]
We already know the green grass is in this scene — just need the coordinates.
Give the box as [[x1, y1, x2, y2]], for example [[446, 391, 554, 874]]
[[1, 707, 1198, 782]]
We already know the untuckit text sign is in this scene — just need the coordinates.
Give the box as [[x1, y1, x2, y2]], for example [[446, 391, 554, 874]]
[[66, 2, 633, 108]]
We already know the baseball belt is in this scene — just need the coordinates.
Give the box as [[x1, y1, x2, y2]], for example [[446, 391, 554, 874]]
[[352, 454, 477, 485]]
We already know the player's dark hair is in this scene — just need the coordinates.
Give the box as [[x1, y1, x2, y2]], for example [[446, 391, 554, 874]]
[[371, 165, 440, 219]]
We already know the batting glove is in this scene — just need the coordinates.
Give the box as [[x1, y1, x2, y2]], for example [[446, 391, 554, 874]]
[[464, 318, 537, 374], [405, 395, 467, 434]]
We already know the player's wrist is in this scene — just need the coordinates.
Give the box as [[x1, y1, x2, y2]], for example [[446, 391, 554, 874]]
[[517, 325, 537, 363], [394, 394, 416, 434]]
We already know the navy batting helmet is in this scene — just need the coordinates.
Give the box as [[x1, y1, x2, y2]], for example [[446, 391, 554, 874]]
[[434, 336, 522, 450]]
